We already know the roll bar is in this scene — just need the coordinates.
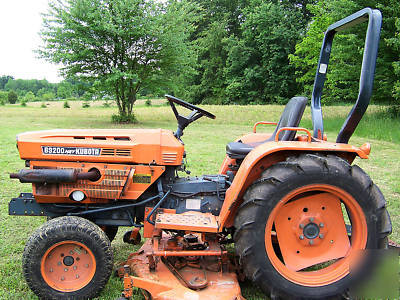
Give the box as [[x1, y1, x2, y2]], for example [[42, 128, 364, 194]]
[[311, 8, 382, 143]]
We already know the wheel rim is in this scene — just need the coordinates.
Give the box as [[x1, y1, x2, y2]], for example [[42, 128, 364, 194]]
[[41, 241, 96, 292], [265, 184, 367, 287]]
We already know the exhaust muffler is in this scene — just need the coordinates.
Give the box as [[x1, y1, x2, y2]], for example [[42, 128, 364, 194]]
[[10, 169, 100, 183]]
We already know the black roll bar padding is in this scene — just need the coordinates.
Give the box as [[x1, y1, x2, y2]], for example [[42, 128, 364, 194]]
[[310, 8, 382, 143]]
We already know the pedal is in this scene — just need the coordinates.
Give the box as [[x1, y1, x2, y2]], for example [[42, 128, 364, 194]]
[[155, 211, 219, 233]]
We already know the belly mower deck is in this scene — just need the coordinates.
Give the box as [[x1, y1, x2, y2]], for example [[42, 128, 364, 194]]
[[118, 234, 244, 300]]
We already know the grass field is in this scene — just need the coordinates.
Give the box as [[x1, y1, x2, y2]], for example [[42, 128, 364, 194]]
[[0, 100, 399, 299]]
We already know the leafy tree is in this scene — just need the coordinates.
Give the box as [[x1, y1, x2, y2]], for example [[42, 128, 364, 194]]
[[387, 14, 400, 101], [185, 0, 312, 104], [185, 0, 246, 104], [290, 0, 399, 104], [8, 91, 18, 104], [281, 0, 317, 23], [82, 91, 93, 101], [0, 75, 14, 89], [225, 1, 304, 104], [57, 81, 74, 99], [0, 91, 6, 106], [24, 91, 36, 102], [188, 20, 230, 104], [0, 91, 8, 102], [4, 78, 57, 96], [42, 92, 55, 101], [39, 0, 193, 122]]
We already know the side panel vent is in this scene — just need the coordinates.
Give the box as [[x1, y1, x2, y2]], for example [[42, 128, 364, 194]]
[[101, 148, 115, 156], [162, 152, 177, 164], [101, 148, 131, 157], [116, 149, 131, 156]]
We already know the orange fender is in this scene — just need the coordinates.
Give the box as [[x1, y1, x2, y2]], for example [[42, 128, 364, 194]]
[[218, 140, 370, 229]]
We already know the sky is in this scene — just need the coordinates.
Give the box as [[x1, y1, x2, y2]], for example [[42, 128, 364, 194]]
[[0, 0, 62, 83]]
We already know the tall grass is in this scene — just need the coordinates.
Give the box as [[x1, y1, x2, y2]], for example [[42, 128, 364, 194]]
[[17, 99, 400, 145], [300, 106, 400, 144]]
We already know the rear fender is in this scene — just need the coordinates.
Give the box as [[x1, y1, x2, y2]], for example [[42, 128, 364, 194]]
[[218, 141, 370, 229]]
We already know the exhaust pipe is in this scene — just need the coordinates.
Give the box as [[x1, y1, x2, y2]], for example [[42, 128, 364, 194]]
[[10, 169, 100, 184]]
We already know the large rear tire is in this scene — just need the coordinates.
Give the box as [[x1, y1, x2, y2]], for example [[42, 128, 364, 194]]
[[23, 216, 113, 299], [234, 154, 391, 299]]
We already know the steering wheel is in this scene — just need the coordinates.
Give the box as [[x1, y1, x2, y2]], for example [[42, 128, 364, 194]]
[[165, 94, 215, 139]]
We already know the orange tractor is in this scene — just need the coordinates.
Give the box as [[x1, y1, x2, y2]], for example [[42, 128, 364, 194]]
[[9, 8, 392, 300]]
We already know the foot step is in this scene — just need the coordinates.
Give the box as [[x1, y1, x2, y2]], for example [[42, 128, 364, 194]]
[[155, 211, 219, 232]]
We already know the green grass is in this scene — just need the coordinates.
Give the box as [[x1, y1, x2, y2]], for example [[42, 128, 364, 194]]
[[0, 101, 399, 299]]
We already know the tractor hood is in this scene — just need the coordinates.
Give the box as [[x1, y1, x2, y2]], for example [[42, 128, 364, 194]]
[[16, 128, 184, 165]]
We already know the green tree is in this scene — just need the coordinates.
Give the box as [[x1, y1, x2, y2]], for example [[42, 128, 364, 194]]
[[185, 0, 247, 104], [8, 91, 18, 104], [82, 91, 93, 101], [24, 91, 36, 102], [225, 1, 305, 104], [0, 75, 14, 90], [387, 13, 400, 100], [185, 0, 312, 104], [188, 20, 230, 104], [0, 91, 8, 102], [39, 0, 193, 122], [37, 88, 50, 98], [57, 81, 74, 99], [290, 0, 399, 104], [42, 92, 55, 101]]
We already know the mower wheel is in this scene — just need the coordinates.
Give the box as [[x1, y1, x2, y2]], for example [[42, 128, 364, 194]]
[[22, 216, 113, 299], [123, 230, 141, 245], [234, 153, 391, 299]]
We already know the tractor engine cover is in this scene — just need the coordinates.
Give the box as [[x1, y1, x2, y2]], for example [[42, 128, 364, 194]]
[[164, 175, 227, 216]]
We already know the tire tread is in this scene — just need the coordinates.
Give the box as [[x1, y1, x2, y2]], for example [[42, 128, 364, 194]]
[[22, 216, 113, 300]]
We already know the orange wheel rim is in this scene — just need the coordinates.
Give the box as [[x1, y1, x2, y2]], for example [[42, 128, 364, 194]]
[[265, 184, 367, 287], [40, 241, 96, 292]]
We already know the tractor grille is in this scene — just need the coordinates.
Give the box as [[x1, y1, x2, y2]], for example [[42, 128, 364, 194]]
[[60, 168, 128, 199], [162, 152, 177, 164], [101, 148, 131, 157]]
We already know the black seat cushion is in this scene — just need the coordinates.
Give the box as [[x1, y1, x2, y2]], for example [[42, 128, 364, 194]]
[[226, 141, 263, 159], [226, 97, 308, 159]]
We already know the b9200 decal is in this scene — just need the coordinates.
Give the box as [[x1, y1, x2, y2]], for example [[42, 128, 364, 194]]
[[41, 146, 101, 156]]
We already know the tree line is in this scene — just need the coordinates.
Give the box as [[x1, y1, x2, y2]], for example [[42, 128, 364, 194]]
[[8, 0, 400, 121], [0, 75, 92, 104], [181, 0, 399, 105]]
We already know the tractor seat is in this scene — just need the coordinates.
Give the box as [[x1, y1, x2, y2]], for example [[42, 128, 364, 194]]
[[226, 96, 308, 159]]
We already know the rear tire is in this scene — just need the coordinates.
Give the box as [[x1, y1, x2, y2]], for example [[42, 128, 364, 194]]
[[234, 154, 391, 299], [23, 216, 113, 299]]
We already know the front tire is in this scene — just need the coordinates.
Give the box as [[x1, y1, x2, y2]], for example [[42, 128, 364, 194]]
[[234, 154, 391, 299], [23, 216, 113, 299]]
